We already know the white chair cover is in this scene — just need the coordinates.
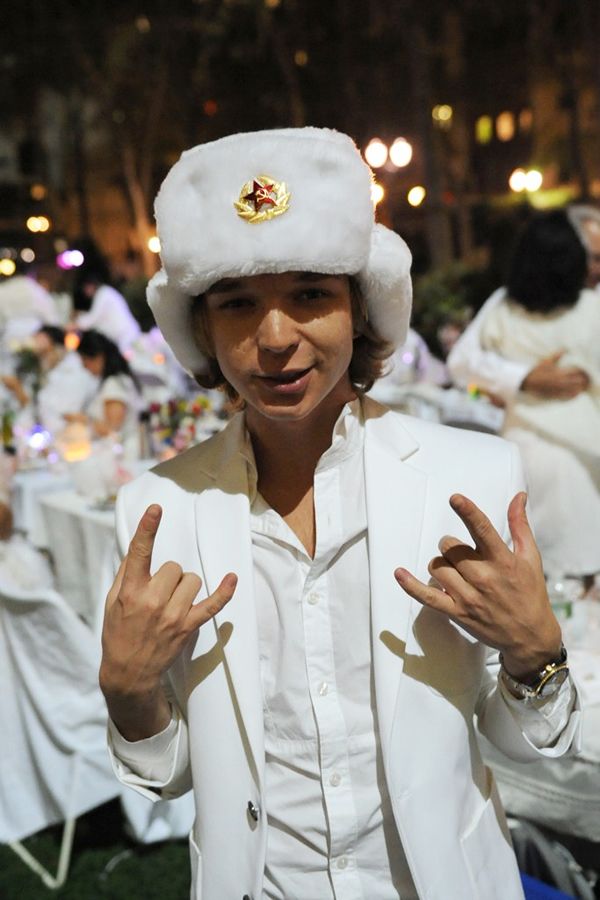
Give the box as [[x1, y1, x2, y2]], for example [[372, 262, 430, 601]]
[[0, 581, 120, 844]]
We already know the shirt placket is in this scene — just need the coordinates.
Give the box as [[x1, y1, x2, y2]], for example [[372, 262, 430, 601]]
[[301, 465, 363, 899]]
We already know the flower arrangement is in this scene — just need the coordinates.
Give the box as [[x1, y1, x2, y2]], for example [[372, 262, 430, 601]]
[[147, 394, 213, 455]]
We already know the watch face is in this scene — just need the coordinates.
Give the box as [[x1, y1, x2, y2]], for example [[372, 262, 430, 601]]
[[537, 666, 569, 699]]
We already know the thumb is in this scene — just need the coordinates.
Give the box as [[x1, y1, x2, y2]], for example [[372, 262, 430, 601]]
[[542, 350, 564, 367], [507, 491, 536, 556]]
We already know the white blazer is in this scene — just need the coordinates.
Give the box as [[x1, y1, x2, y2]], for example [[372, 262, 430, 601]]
[[110, 399, 581, 900]]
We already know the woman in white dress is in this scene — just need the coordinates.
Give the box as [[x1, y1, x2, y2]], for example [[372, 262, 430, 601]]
[[479, 210, 600, 587], [64, 330, 143, 461]]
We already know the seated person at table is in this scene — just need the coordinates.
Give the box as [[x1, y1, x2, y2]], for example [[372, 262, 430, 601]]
[[71, 265, 141, 352], [0, 460, 54, 593], [100, 128, 581, 900], [64, 330, 143, 461], [1, 325, 98, 437]]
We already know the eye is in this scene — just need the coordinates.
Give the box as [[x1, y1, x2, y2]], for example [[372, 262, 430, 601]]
[[296, 287, 330, 302], [216, 296, 255, 311]]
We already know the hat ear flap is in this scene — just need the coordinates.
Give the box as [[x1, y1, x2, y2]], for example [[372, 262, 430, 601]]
[[358, 224, 413, 347], [147, 269, 206, 374]]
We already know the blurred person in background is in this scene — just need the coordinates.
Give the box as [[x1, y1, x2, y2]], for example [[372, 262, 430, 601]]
[[472, 211, 600, 590], [64, 330, 143, 460], [0, 265, 59, 355], [448, 204, 600, 405], [1, 325, 97, 437], [71, 264, 141, 352]]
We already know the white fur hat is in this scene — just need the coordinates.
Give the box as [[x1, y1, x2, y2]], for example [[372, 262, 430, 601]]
[[147, 127, 412, 373]]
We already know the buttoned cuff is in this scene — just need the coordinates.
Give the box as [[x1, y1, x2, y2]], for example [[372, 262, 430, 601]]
[[499, 672, 576, 749], [108, 711, 180, 783]]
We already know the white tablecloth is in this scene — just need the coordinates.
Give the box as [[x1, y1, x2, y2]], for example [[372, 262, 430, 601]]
[[11, 466, 73, 547], [38, 490, 115, 629], [35, 485, 196, 843]]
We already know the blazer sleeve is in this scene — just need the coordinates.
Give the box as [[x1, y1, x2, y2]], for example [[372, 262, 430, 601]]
[[474, 441, 583, 762]]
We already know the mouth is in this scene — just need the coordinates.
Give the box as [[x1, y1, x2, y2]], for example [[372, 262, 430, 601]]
[[256, 366, 313, 393]]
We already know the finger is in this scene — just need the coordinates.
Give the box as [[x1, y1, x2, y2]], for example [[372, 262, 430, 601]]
[[394, 567, 455, 617], [449, 494, 506, 558], [507, 492, 539, 560], [542, 351, 564, 366], [106, 555, 127, 609], [438, 534, 480, 567], [151, 560, 184, 597], [428, 555, 479, 605], [122, 504, 162, 587], [187, 573, 238, 630]]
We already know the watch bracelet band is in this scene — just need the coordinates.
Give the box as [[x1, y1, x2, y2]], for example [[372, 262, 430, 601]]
[[499, 643, 568, 699]]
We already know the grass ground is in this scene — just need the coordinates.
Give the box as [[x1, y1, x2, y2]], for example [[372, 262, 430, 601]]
[[0, 800, 189, 900]]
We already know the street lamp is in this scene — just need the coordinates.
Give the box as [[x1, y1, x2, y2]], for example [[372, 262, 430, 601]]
[[509, 168, 543, 193], [364, 137, 413, 170]]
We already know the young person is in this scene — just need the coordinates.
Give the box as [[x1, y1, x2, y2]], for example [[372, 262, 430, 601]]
[[100, 128, 580, 900]]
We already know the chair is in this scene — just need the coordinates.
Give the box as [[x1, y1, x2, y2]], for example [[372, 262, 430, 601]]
[[0, 581, 121, 888]]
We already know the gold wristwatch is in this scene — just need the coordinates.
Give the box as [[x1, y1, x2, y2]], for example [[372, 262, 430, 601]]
[[499, 644, 569, 700]]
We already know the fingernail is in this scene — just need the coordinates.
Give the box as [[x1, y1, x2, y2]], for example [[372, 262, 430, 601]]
[[395, 567, 407, 582], [147, 504, 161, 520]]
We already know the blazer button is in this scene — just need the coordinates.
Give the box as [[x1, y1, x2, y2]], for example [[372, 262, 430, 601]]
[[247, 800, 260, 822], [242, 895, 251, 900]]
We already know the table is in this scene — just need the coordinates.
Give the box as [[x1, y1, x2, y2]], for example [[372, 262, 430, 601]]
[[38, 490, 115, 629], [36, 486, 196, 842], [11, 466, 73, 547]]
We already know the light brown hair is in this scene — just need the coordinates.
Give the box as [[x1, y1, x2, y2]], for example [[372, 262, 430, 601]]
[[189, 276, 393, 403]]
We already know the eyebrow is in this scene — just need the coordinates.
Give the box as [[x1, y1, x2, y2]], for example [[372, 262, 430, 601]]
[[206, 272, 343, 294]]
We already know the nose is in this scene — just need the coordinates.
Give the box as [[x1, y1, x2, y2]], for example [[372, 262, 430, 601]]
[[256, 306, 299, 354]]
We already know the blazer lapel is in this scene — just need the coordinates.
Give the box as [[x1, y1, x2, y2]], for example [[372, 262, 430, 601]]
[[194, 422, 265, 792], [364, 406, 429, 757]]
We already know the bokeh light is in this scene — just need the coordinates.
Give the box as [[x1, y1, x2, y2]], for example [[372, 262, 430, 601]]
[[389, 138, 413, 168], [364, 138, 388, 169], [407, 186, 426, 207]]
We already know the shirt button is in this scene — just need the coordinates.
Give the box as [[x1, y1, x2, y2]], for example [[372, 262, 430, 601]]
[[337, 857, 348, 870], [329, 772, 341, 787], [318, 682, 328, 696], [307, 592, 319, 605]]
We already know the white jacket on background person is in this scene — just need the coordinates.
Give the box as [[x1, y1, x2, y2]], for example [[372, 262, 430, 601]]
[[107, 398, 581, 900]]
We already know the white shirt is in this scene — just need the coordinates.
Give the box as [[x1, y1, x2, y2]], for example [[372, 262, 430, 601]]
[[87, 374, 143, 461], [76, 285, 141, 351], [37, 352, 98, 436], [111, 398, 575, 898]]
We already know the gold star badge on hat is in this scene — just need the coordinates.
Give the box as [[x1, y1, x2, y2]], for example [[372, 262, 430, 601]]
[[234, 175, 290, 223]]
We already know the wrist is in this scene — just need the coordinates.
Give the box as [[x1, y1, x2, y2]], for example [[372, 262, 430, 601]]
[[500, 637, 564, 684]]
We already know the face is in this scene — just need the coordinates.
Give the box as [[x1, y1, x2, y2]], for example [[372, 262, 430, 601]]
[[32, 332, 53, 358], [582, 220, 600, 288], [80, 353, 104, 377], [202, 272, 356, 431]]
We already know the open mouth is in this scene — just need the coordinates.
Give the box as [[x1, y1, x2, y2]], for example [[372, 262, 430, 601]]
[[257, 366, 313, 391], [261, 367, 311, 382]]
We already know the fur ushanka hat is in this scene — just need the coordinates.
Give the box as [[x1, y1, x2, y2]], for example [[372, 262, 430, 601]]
[[147, 127, 413, 373]]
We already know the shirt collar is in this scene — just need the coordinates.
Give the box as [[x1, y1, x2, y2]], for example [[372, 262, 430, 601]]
[[239, 397, 365, 504]]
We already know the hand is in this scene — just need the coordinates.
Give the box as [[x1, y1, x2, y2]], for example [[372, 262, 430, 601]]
[[100, 504, 237, 739], [394, 492, 562, 680], [521, 352, 590, 399], [1, 374, 29, 407]]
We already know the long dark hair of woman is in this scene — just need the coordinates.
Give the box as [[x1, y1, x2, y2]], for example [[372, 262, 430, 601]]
[[77, 329, 141, 392]]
